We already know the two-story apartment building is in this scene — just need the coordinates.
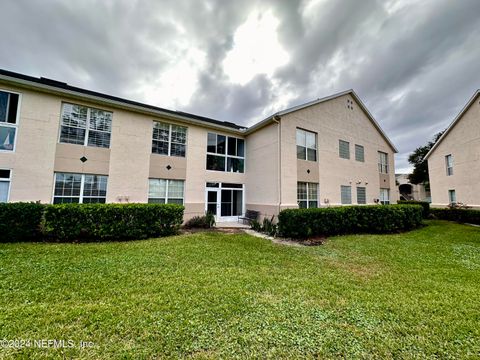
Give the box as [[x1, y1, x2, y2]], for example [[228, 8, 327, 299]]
[[0, 69, 397, 221], [425, 90, 480, 208]]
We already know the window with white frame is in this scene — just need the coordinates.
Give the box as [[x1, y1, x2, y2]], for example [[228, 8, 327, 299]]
[[445, 154, 454, 176], [356, 186, 366, 204], [148, 179, 184, 204], [59, 103, 112, 148], [297, 182, 318, 208], [206, 133, 244, 173], [379, 188, 390, 205], [53, 172, 108, 204], [296, 129, 317, 161], [448, 189, 456, 204], [378, 151, 389, 173], [0, 169, 11, 202], [355, 144, 364, 162], [0, 90, 20, 152], [152, 121, 187, 157], [339, 140, 350, 159], [341, 185, 352, 204]]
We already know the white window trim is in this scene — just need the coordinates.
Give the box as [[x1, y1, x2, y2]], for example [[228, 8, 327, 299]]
[[0, 168, 12, 203], [445, 154, 453, 176], [148, 179, 185, 204], [298, 182, 319, 208], [341, 185, 352, 205], [355, 144, 365, 162], [448, 189, 456, 204], [378, 151, 389, 174], [379, 188, 390, 205], [0, 88, 22, 153], [206, 133, 245, 173], [52, 172, 108, 204], [339, 140, 350, 160], [356, 186, 367, 204], [152, 121, 188, 157], [58, 103, 112, 148], [296, 128, 317, 162]]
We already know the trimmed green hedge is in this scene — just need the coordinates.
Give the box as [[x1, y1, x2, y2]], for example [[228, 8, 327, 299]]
[[43, 203, 184, 241], [431, 208, 480, 225], [278, 205, 423, 239], [398, 200, 430, 218], [0, 202, 45, 242]]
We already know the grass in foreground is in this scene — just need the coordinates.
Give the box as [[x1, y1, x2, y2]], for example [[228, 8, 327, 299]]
[[0, 221, 479, 358]]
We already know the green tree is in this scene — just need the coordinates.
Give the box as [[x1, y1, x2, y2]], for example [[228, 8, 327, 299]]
[[408, 131, 444, 188]]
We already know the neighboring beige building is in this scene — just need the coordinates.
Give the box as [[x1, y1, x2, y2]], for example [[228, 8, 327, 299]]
[[425, 90, 480, 208], [395, 173, 430, 202], [0, 69, 397, 221]]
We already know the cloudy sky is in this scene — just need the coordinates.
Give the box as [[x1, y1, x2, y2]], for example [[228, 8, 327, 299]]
[[1, 0, 480, 172]]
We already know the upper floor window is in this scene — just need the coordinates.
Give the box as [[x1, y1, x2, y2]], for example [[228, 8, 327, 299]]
[[297, 182, 318, 208], [296, 129, 317, 161], [378, 151, 389, 174], [148, 179, 184, 204], [152, 121, 187, 157], [341, 185, 352, 204], [53, 172, 107, 204], [379, 188, 390, 205], [206, 133, 244, 173], [60, 103, 112, 148], [0, 169, 11, 202], [445, 154, 453, 176], [0, 90, 20, 152], [355, 144, 364, 162], [339, 140, 350, 159]]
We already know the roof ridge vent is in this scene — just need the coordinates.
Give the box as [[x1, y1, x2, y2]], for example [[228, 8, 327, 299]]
[[40, 77, 67, 87]]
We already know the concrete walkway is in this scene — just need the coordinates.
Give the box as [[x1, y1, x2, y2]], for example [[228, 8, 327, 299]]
[[215, 221, 250, 229]]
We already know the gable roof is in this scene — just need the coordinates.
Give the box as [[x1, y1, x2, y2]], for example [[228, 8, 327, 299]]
[[0, 68, 396, 151], [424, 90, 480, 160], [246, 89, 398, 152]]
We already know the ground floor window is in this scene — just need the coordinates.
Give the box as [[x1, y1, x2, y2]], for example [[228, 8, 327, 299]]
[[54, 172, 108, 204], [297, 182, 318, 208], [341, 185, 352, 204], [379, 188, 390, 205], [0, 169, 11, 202], [148, 179, 184, 204], [356, 186, 366, 204], [448, 189, 456, 204]]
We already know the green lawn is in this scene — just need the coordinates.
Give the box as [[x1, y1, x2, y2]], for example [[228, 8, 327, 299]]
[[0, 221, 479, 359]]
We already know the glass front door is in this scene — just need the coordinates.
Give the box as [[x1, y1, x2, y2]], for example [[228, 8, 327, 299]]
[[206, 183, 244, 221]]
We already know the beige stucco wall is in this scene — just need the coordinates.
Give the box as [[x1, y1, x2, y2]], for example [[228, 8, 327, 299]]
[[0, 85, 60, 202], [280, 94, 396, 206], [244, 122, 280, 218], [428, 98, 480, 207]]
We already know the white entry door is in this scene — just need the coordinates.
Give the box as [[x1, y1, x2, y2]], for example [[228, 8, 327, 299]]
[[205, 183, 244, 222]]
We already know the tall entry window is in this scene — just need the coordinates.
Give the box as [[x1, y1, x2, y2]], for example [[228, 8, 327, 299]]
[[0, 90, 20, 152], [206, 133, 244, 173], [296, 129, 317, 161]]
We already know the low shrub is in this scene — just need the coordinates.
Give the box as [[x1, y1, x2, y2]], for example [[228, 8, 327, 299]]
[[0, 202, 45, 242], [250, 216, 278, 237], [43, 203, 184, 241], [278, 205, 423, 239], [431, 208, 480, 225], [184, 212, 216, 229], [398, 200, 430, 218]]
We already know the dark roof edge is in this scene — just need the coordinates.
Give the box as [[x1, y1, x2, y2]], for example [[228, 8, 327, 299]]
[[0, 68, 244, 131]]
